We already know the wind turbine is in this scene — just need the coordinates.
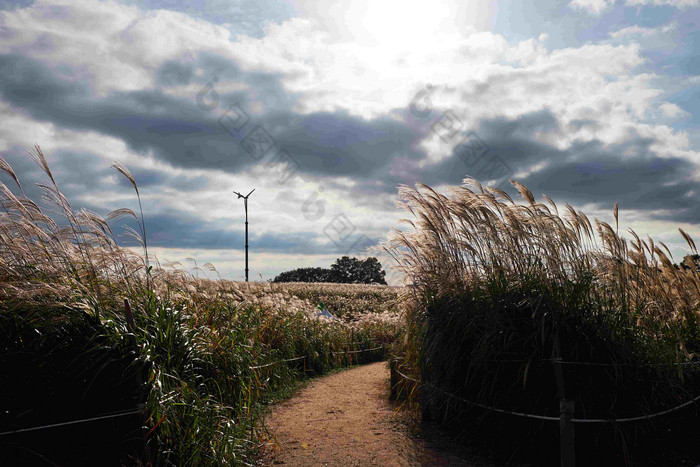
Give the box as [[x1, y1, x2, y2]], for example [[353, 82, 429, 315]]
[[233, 188, 255, 282]]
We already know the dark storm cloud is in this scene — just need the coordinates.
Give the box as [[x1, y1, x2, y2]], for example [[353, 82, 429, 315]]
[[414, 109, 700, 223], [0, 145, 210, 201], [329, 108, 699, 224], [0, 53, 427, 182], [0, 144, 339, 253], [263, 109, 427, 177], [0, 53, 256, 172], [519, 139, 700, 223], [110, 212, 334, 253], [0, 146, 102, 210], [0, 151, 335, 253], [1, 46, 697, 248], [155, 60, 195, 87], [113, 164, 211, 191], [317, 109, 565, 208]]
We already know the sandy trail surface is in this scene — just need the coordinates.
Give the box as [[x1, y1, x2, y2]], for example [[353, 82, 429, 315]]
[[261, 361, 490, 466]]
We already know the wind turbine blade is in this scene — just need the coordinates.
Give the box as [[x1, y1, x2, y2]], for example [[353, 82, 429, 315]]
[[247, 188, 255, 197]]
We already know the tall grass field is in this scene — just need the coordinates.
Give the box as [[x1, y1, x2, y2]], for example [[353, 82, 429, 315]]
[[4, 146, 700, 466], [0, 147, 402, 466], [387, 178, 700, 466]]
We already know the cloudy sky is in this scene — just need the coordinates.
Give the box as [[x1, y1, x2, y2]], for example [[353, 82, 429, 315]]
[[0, 0, 698, 283]]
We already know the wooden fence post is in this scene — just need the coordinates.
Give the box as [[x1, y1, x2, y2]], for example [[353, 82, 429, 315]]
[[552, 306, 576, 467], [553, 356, 575, 467], [351, 329, 355, 365], [390, 358, 398, 400], [559, 398, 575, 467]]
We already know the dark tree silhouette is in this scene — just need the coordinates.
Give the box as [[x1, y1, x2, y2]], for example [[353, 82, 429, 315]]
[[272, 267, 333, 283], [330, 256, 386, 284], [272, 256, 387, 284]]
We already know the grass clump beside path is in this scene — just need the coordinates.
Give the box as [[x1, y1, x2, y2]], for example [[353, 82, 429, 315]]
[[387, 178, 700, 466], [0, 147, 402, 466]]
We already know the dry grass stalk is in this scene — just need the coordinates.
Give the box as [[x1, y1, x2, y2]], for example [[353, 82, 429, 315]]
[[388, 178, 700, 336]]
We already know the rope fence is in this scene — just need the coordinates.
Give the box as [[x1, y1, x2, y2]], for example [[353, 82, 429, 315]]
[[248, 343, 385, 370], [0, 405, 146, 437], [480, 357, 700, 367], [334, 345, 384, 355], [554, 359, 700, 368], [0, 345, 386, 438], [391, 358, 700, 425], [249, 355, 307, 370]]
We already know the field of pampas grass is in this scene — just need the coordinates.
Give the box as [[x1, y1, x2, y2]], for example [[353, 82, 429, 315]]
[[387, 177, 700, 466], [0, 147, 403, 466]]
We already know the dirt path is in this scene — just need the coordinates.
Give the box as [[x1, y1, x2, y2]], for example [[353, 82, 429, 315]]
[[261, 361, 490, 466]]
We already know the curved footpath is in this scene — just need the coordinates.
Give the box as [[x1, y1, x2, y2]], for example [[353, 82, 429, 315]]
[[260, 361, 491, 466]]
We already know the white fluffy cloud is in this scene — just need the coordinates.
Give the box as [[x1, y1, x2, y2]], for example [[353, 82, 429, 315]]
[[660, 102, 689, 118], [569, 0, 615, 14], [610, 22, 677, 38]]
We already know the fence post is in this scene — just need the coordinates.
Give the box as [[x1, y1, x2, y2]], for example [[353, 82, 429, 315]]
[[351, 329, 355, 365], [560, 398, 575, 467], [390, 358, 398, 400], [553, 356, 575, 467]]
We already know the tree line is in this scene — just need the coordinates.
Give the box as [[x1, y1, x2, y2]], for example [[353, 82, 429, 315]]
[[272, 256, 387, 284]]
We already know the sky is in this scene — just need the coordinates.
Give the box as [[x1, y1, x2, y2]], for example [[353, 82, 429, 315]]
[[0, 0, 698, 283]]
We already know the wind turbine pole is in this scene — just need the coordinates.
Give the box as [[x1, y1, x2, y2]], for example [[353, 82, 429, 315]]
[[244, 196, 248, 282], [233, 188, 255, 282]]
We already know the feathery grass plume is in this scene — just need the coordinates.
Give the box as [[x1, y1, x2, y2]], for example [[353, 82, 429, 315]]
[[112, 161, 150, 287], [679, 228, 697, 255], [203, 262, 222, 281], [0, 147, 151, 312], [387, 177, 700, 465], [0, 155, 23, 193], [28, 144, 55, 185], [29, 146, 110, 311]]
